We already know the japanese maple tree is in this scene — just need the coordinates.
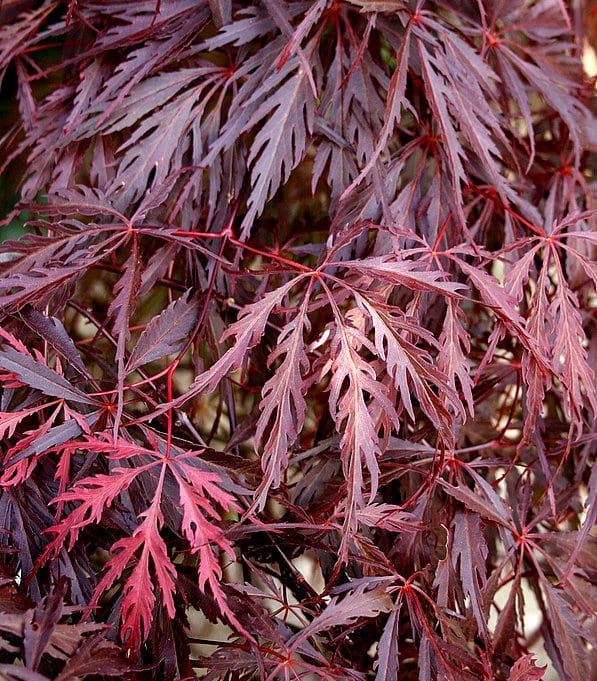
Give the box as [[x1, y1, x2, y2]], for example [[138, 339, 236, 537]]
[[0, 1, 595, 680]]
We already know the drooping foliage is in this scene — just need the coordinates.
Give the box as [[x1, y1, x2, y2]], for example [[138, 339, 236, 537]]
[[0, 1, 595, 679]]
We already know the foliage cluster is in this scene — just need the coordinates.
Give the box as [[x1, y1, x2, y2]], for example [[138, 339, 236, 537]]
[[0, 1, 595, 679]]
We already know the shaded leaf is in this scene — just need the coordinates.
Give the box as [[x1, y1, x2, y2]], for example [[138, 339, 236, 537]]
[[127, 291, 199, 371], [24, 587, 65, 671], [239, 51, 315, 237], [374, 605, 401, 681], [439, 480, 513, 530], [0, 348, 94, 405], [21, 308, 91, 379], [0, 666, 51, 681], [54, 635, 132, 681], [288, 583, 392, 650], [450, 510, 488, 640], [541, 581, 593, 681]]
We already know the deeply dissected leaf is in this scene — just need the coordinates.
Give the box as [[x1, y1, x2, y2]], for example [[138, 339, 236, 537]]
[[453, 257, 542, 362], [0, 1, 58, 83], [172, 275, 306, 407], [0, 348, 94, 405], [91, 497, 176, 650], [540, 581, 593, 681], [0, 405, 44, 441], [494, 39, 587, 158], [418, 42, 467, 222], [239, 51, 315, 237], [520, 263, 552, 445], [0, 1, 595, 678], [46, 464, 148, 553], [23, 587, 65, 671], [326, 305, 394, 515], [507, 655, 547, 681], [253, 294, 311, 508], [340, 255, 465, 297], [357, 503, 424, 533], [288, 582, 392, 651], [433, 33, 511, 200], [127, 291, 200, 371], [0, 228, 123, 311], [170, 458, 249, 638], [549, 273, 597, 433], [341, 22, 412, 201], [41, 186, 124, 221], [374, 605, 401, 681], [438, 299, 474, 416], [107, 88, 203, 208], [54, 635, 133, 681], [355, 293, 459, 442], [450, 510, 488, 640]]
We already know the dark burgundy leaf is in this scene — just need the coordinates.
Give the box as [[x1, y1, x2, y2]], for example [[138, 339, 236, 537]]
[[23, 584, 65, 670], [0, 2, 594, 678], [54, 635, 133, 680], [287, 583, 392, 651], [238, 50, 315, 237], [0, 348, 94, 405], [439, 480, 514, 530], [127, 291, 199, 372], [450, 510, 488, 640], [20, 308, 91, 379], [374, 605, 401, 681], [0, 666, 51, 681], [418, 41, 467, 218], [5, 411, 98, 466], [208, 0, 231, 28], [42, 186, 123, 220], [541, 582, 593, 681]]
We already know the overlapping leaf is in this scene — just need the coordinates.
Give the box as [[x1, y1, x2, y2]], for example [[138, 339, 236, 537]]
[[326, 305, 395, 513], [1, 1, 595, 678], [450, 510, 488, 640], [127, 291, 199, 372], [549, 272, 597, 434], [253, 294, 311, 508], [172, 275, 306, 407], [287, 582, 392, 651], [355, 293, 459, 444], [0, 348, 94, 405], [238, 50, 315, 237]]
